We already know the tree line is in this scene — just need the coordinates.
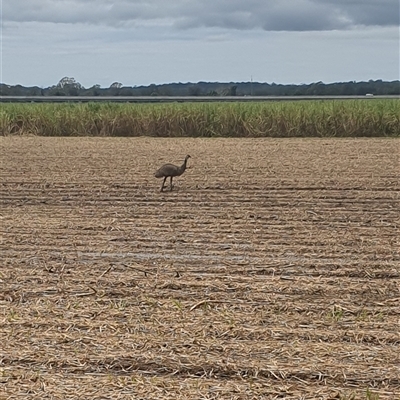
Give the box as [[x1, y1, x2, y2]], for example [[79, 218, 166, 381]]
[[1, 77, 399, 96]]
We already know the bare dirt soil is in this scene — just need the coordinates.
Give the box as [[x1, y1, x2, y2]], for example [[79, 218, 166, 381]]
[[1, 137, 399, 399]]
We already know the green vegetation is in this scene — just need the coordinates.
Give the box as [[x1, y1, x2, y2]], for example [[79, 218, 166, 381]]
[[1, 100, 399, 137]]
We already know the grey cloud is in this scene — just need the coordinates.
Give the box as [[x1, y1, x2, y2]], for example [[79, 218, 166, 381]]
[[3, 0, 399, 31], [317, 0, 400, 26], [174, 0, 399, 31]]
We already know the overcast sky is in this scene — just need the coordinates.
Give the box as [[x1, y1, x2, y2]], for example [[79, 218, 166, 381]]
[[1, 0, 399, 88]]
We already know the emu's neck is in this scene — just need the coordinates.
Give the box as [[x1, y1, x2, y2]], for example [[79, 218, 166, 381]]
[[178, 158, 188, 175]]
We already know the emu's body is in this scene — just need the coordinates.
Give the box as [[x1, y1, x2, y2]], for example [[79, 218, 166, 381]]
[[155, 155, 191, 192]]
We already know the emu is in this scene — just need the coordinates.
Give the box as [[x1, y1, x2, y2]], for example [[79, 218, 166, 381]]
[[154, 155, 191, 192]]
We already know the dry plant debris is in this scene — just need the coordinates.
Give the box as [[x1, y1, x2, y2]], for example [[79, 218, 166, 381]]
[[0, 137, 399, 399]]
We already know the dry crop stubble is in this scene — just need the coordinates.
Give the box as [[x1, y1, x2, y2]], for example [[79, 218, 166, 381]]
[[0, 137, 399, 399]]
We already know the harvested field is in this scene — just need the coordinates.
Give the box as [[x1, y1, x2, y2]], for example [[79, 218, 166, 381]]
[[0, 137, 399, 399]]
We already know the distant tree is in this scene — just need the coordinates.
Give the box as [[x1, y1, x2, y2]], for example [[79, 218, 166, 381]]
[[86, 84, 101, 96], [228, 85, 237, 96], [341, 83, 354, 95], [149, 84, 159, 96], [48, 77, 84, 96], [56, 77, 83, 90], [207, 90, 219, 96], [0, 84, 12, 95], [110, 82, 123, 89], [27, 87, 42, 96], [157, 85, 173, 96], [107, 82, 122, 96], [220, 85, 237, 96], [188, 85, 201, 96], [48, 88, 66, 96], [118, 87, 135, 96]]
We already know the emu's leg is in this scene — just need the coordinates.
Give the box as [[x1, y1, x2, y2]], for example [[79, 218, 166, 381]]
[[170, 176, 173, 191], [160, 177, 167, 192]]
